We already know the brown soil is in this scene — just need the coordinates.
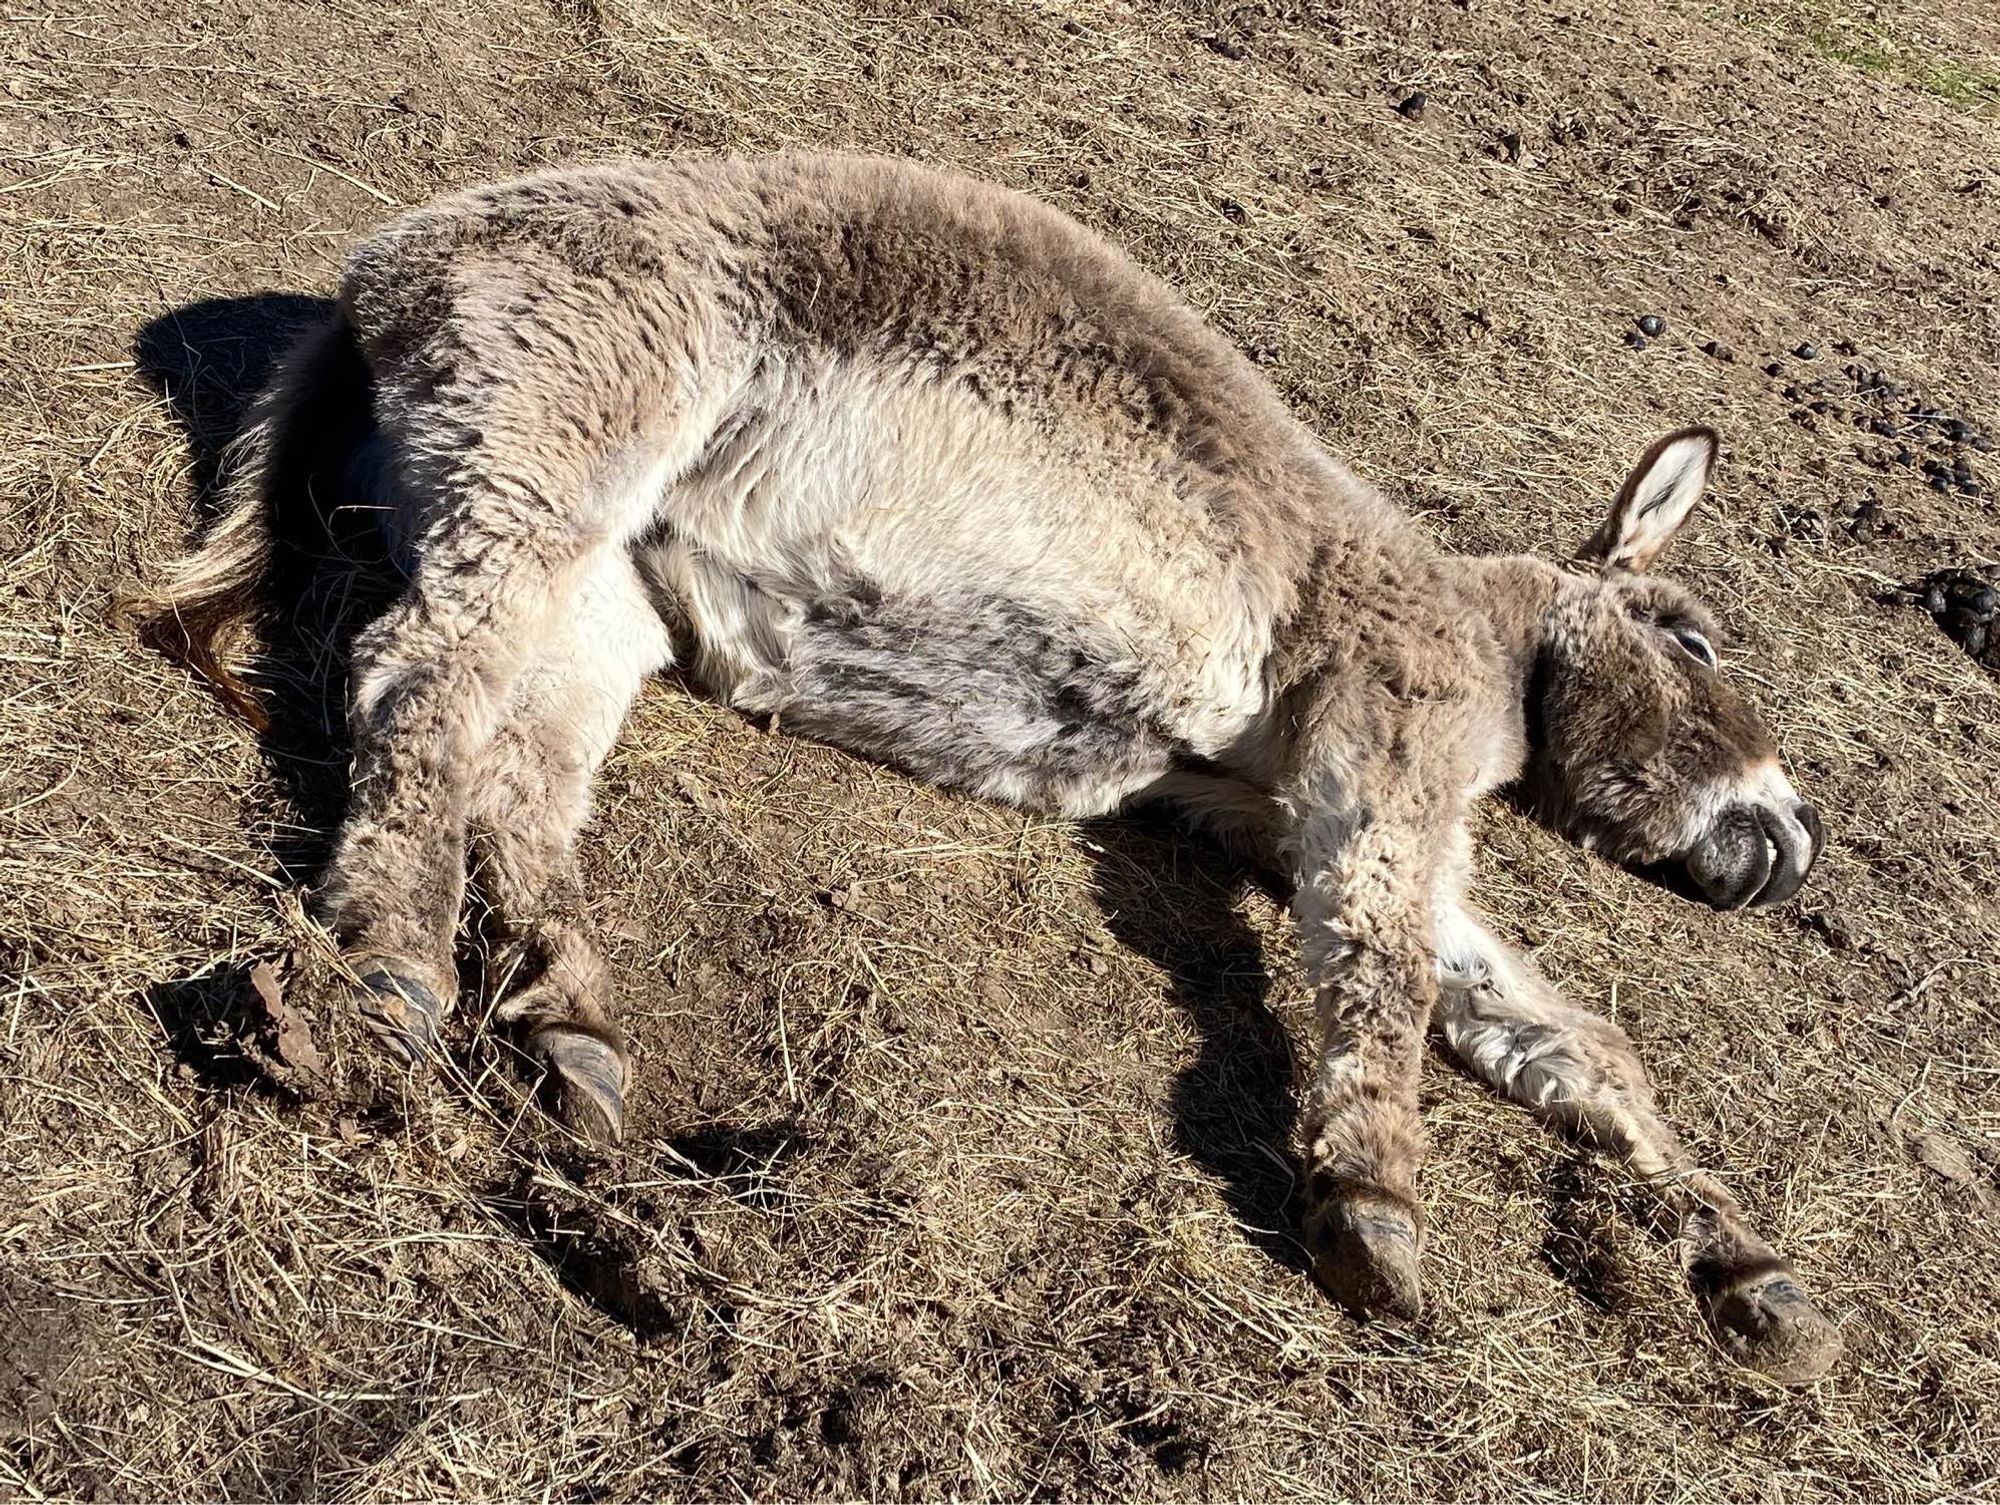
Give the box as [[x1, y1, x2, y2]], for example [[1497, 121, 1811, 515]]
[[3, 0, 1999, 1497]]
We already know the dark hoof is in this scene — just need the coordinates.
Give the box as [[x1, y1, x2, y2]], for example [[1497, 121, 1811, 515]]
[[1304, 1190, 1424, 1322], [531, 1027, 627, 1146], [1702, 1269, 1844, 1384], [353, 964, 445, 1066]]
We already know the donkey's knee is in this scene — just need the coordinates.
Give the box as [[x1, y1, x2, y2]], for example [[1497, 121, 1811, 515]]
[[349, 599, 522, 776]]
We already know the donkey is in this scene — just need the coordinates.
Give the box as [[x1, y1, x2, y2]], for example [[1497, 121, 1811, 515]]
[[135, 152, 1841, 1382]]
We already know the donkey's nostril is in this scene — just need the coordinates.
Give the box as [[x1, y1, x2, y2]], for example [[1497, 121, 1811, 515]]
[[1745, 802, 1816, 908], [1793, 801, 1824, 863]]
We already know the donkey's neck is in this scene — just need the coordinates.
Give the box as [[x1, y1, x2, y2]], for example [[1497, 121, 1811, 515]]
[[1449, 554, 1562, 689], [1441, 553, 1563, 787]]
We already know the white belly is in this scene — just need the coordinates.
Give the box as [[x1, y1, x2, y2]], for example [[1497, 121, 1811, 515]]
[[634, 356, 1276, 811]]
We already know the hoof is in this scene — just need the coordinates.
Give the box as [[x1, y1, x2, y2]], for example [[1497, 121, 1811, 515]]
[[1701, 1267, 1844, 1385], [1304, 1188, 1424, 1322], [530, 1026, 627, 1146], [353, 963, 445, 1066]]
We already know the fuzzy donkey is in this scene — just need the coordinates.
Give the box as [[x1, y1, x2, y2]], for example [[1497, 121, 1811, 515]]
[[137, 153, 1841, 1382]]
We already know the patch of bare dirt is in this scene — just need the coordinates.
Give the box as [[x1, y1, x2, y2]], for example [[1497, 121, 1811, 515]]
[[3, 0, 1999, 1497]]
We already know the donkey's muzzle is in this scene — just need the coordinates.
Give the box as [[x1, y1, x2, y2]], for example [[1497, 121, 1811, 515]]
[[1687, 800, 1823, 910]]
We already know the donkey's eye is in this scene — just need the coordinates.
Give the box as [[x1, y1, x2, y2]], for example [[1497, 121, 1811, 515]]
[[1670, 625, 1718, 670]]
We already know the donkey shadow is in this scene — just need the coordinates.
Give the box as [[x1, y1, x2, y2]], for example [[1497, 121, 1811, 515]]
[[135, 294, 398, 1085], [1079, 819, 1308, 1277], [131, 293, 1309, 1273]]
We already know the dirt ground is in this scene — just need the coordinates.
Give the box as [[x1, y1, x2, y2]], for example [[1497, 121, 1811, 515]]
[[3, 0, 1999, 1497]]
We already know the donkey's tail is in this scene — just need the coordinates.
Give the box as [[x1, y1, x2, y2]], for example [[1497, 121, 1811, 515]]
[[120, 312, 380, 732]]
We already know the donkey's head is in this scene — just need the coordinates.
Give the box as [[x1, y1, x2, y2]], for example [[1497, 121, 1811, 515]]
[[1523, 428, 1822, 909]]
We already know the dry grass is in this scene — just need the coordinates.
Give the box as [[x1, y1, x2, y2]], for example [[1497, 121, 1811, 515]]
[[3, 0, 2000, 1497]]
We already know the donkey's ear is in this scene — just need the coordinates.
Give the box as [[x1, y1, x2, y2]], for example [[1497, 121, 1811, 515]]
[[1574, 427, 1718, 573]]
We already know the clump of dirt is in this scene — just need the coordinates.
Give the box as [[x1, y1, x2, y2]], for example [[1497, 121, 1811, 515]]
[[1909, 566, 2000, 672]]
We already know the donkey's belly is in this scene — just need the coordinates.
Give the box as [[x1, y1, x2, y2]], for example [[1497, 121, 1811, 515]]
[[775, 587, 1188, 814], [635, 359, 1278, 811], [639, 532, 1179, 813]]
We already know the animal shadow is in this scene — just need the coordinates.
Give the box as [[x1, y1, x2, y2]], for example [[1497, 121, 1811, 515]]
[[490, 1164, 686, 1342], [485, 1120, 813, 1343], [133, 295, 401, 1087], [132, 293, 397, 886], [1534, 1154, 1645, 1314], [1080, 818, 1308, 1276]]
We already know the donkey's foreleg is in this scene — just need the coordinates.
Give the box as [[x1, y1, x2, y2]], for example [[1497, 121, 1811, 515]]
[[1287, 803, 1445, 1322], [467, 552, 671, 1143], [1435, 903, 1842, 1383]]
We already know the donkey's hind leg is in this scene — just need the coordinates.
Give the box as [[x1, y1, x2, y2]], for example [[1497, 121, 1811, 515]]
[[325, 505, 602, 1059], [321, 447, 698, 1062], [1435, 901, 1843, 1384], [317, 258, 734, 1062], [467, 551, 671, 1143]]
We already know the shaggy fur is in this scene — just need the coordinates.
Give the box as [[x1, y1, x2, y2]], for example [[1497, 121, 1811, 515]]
[[131, 152, 1840, 1383]]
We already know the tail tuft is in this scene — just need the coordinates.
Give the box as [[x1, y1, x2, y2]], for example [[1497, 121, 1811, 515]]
[[118, 314, 377, 731]]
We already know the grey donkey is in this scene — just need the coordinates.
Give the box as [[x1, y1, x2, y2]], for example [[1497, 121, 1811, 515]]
[[134, 152, 1842, 1383]]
